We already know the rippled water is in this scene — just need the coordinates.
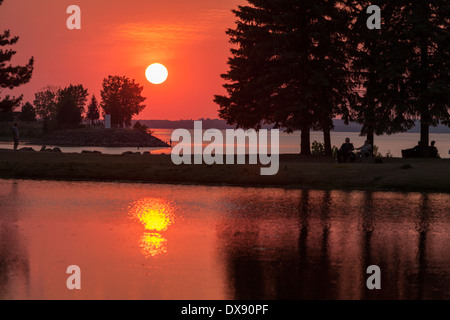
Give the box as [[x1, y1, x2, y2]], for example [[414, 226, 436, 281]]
[[0, 179, 449, 300]]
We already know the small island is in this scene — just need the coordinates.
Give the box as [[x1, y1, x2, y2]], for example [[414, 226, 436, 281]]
[[29, 127, 169, 148]]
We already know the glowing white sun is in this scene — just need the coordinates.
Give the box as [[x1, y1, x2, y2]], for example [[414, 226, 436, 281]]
[[145, 63, 168, 84]]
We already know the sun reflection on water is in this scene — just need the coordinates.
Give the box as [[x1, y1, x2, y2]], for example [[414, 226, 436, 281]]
[[139, 233, 168, 257], [128, 198, 175, 257]]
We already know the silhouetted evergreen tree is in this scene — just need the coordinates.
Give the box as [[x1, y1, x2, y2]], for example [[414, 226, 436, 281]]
[[399, 0, 449, 156], [0, 0, 34, 120], [215, 0, 355, 156], [87, 95, 100, 125], [348, 1, 415, 149]]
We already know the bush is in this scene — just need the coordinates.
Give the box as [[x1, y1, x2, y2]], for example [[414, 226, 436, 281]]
[[372, 145, 382, 158], [312, 140, 338, 158], [312, 140, 325, 155], [133, 121, 149, 134]]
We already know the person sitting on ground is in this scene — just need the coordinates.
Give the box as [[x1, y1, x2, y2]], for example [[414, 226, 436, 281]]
[[356, 140, 372, 157], [412, 141, 423, 154], [429, 140, 439, 158], [337, 138, 355, 163]]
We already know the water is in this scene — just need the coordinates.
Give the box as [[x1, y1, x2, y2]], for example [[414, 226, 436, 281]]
[[1, 130, 449, 158], [0, 179, 449, 300], [151, 129, 450, 159]]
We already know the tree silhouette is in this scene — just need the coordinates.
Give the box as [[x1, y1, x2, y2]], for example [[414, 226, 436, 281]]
[[399, 0, 450, 156], [0, 0, 34, 120], [100, 75, 146, 127], [33, 85, 58, 121], [19, 102, 36, 122], [86, 95, 100, 125], [55, 94, 82, 127], [58, 84, 88, 119], [215, 0, 356, 156], [349, 0, 449, 152]]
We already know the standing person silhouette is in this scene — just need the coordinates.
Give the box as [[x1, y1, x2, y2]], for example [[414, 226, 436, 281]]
[[12, 123, 19, 150]]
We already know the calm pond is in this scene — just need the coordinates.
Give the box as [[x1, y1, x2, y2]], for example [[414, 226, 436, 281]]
[[0, 179, 449, 299]]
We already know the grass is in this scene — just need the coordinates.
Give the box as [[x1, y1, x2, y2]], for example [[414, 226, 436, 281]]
[[0, 149, 449, 193]]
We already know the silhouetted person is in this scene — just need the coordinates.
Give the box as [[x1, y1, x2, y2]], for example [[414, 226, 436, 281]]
[[413, 141, 425, 155], [356, 140, 372, 157], [337, 138, 354, 163], [402, 141, 423, 158], [12, 123, 19, 150], [429, 141, 439, 158]]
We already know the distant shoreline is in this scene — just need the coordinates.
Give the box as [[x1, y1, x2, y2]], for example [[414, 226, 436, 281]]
[[132, 119, 450, 134], [0, 149, 448, 193]]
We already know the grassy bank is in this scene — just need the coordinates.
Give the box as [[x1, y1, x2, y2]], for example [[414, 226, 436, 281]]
[[0, 122, 44, 141], [0, 149, 449, 192]]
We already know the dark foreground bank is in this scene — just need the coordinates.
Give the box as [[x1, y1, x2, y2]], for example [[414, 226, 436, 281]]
[[0, 149, 449, 192]]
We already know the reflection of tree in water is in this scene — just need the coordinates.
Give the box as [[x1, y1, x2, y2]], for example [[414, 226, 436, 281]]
[[288, 190, 338, 299], [416, 193, 430, 300], [0, 182, 30, 299], [217, 189, 339, 299], [217, 189, 450, 299], [359, 191, 380, 300]]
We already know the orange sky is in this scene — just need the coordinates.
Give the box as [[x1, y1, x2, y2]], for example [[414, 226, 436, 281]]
[[0, 0, 243, 120]]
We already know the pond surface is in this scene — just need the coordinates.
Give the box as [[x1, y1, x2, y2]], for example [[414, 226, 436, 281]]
[[0, 179, 449, 300]]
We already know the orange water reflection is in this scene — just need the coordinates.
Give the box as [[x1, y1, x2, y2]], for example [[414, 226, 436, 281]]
[[128, 198, 175, 257]]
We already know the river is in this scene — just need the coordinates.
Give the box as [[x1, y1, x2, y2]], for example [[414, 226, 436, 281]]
[[0, 179, 448, 299]]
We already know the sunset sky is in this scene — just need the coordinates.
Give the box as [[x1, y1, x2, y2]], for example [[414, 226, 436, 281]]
[[0, 0, 243, 120]]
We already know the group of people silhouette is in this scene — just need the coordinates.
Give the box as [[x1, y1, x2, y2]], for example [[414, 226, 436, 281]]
[[337, 138, 373, 163], [407, 140, 440, 158], [337, 137, 440, 163]]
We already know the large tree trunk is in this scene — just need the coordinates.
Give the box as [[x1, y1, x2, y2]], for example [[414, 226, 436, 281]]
[[367, 129, 374, 155], [418, 1, 430, 158], [420, 117, 430, 157], [300, 123, 311, 156], [323, 128, 332, 157]]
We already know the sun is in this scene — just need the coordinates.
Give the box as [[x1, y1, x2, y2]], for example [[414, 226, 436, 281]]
[[145, 63, 168, 85]]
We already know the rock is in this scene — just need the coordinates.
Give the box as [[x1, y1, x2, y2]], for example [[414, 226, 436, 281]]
[[19, 147, 34, 152], [142, 151, 151, 156], [52, 147, 62, 153]]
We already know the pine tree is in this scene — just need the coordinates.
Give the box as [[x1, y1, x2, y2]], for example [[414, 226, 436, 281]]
[[400, 0, 450, 156], [215, 0, 355, 156], [87, 95, 100, 125], [348, 1, 415, 149], [0, 0, 34, 119]]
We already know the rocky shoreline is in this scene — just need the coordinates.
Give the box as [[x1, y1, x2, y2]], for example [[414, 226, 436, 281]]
[[29, 128, 169, 148]]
